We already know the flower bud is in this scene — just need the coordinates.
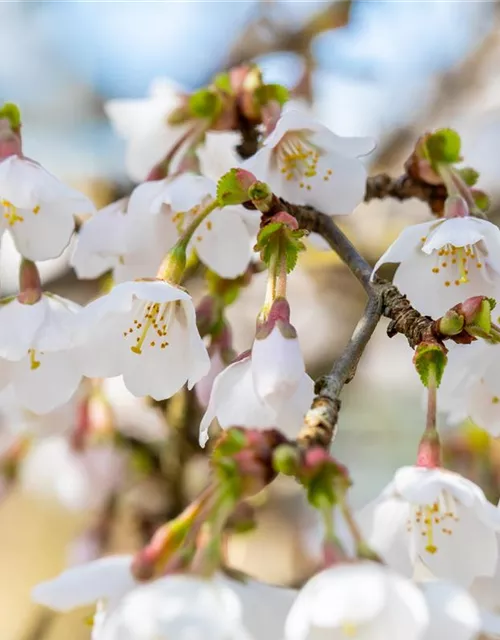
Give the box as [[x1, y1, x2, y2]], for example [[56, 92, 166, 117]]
[[273, 443, 300, 476], [438, 309, 465, 336], [248, 181, 273, 212]]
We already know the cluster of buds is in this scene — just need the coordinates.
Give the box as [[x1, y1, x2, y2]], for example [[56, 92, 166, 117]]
[[438, 295, 499, 343], [406, 129, 488, 216]]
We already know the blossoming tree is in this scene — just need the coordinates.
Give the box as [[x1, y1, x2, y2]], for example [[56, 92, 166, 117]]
[[0, 63, 498, 639]]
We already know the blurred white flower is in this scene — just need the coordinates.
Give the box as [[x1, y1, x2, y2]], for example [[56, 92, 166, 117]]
[[420, 580, 500, 640], [0, 294, 83, 413], [20, 436, 125, 512], [359, 466, 500, 586], [243, 110, 375, 216], [372, 216, 500, 317], [0, 155, 95, 261], [105, 78, 189, 183], [285, 561, 428, 640], [33, 555, 295, 640], [77, 280, 209, 401]]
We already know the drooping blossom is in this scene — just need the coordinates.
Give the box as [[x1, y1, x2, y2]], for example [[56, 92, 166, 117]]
[[358, 466, 500, 586], [242, 110, 375, 216], [372, 216, 500, 317], [200, 301, 313, 446], [77, 280, 210, 401], [0, 155, 95, 261]]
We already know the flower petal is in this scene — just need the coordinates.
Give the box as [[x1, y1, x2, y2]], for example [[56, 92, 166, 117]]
[[420, 581, 481, 640], [0, 298, 46, 360], [252, 327, 305, 413], [191, 208, 252, 278], [11, 350, 82, 414], [199, 358, 275, 447], [274, 372, 314, 438], [32, 556, 135, 612], [121, 317, 192, 401], [371, 222, 434, 277], [357, 493, 413, 577], [10, 199, 76, 261], [423, 217, 486, 254]]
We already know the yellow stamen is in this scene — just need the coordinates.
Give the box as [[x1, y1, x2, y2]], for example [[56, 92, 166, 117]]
[[341, 622, 357, 637], [130, 316, 154, 354], [2, 199, 24, 226], [29, 348, 41, 370]]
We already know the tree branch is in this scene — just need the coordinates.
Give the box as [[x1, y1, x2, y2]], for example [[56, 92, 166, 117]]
[[364, 173, 447, 214], [296, 291, 382, 448], [267, 200, 458, 450]]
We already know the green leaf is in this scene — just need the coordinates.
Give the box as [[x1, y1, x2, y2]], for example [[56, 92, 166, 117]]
[[0, 102, 21, 128], [471, 189, 490, 212], [189, 89, 222, 119], [216, 169, 252, 206], [459, 167, 479, 187], [255, 83, 289, 107], [254, 222, 283, 253], [414, 343, 447, 388], [213, 72, 232, 94], [425, 129, 462, 165]]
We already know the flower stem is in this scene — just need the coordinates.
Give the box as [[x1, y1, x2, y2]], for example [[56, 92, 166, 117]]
[[417, 368, 442, 468], [263, 232, 287, 311], [158, 198, 219, 283]]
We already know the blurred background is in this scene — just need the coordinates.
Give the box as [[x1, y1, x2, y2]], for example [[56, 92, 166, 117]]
[[2, 1, 500, 638]]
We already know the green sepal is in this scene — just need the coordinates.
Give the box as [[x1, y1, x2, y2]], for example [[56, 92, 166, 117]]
[[189, 88, 222, 120], [255, 83, 289, 107], [0, 103, 21, 129], [472, 189, 490, 212], [255, 223, 306, 275], [216, 169, 250, 206], [414, 343, 447, 388], [425, 128, 462, 167]]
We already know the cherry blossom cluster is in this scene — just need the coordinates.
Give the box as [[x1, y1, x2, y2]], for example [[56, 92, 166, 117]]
[[0, 64, 497, 640]]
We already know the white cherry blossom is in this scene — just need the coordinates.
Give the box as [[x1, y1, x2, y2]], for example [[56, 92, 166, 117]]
[[0, 294, 83, 413], [372, 216, 500, 317], [439, 341, 500, 436], [200, 352, 313, 447], [242, 110, 375, 216], [285, 561, 428, 640], [359, 466, 500, 586], [0, 155, 95, 260], [33, 555, 295, 640], [105, 78, 189, 182], [77, 280, 210, 401], [126, 172, 255, 279]]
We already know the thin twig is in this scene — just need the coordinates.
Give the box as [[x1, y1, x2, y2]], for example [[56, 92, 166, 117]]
[[270, 201, 458, 450], [297, 292, 382, 448]]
